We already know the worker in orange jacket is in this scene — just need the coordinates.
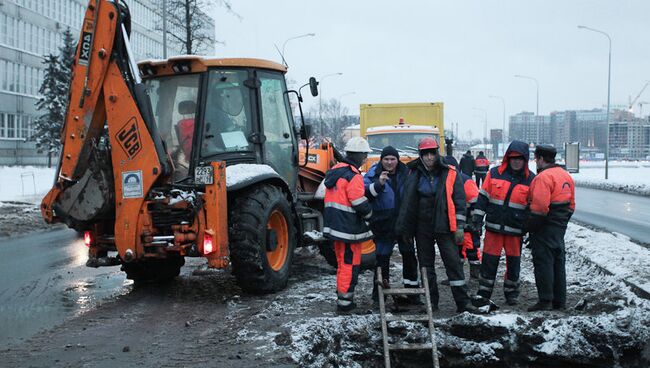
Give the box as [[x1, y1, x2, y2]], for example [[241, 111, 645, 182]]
[[445, 155, 482, 279], [526, 145, 576, 312], [473, 141, 535, 307], [474, 151, 490, 187], [323, 137, 374, 312]]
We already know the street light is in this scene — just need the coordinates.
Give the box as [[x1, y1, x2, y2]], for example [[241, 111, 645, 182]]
[[338, 91, 356, 100], [514, 74, 540, 144], [578, 25, 612, 180], [472, 107, 488, 147], [318, 72, 343, 137], [280, 33, 315, 66], [489, 95, 506, 157]]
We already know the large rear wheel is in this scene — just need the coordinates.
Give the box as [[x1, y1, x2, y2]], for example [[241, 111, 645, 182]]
[[318, 239, 376, 270], [229, 185, 296, 294]]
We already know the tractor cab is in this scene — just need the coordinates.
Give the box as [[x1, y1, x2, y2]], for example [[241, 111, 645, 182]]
[[138, 56, 312, 190]]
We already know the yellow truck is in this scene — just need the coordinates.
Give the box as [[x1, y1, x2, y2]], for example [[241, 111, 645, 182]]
[[359, 102, 444, 169]]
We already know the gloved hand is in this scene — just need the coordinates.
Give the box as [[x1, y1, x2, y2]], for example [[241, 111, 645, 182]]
[[454, 229, 465, 245], [465, 222, 476, 233], [472, 214, 484, 231]]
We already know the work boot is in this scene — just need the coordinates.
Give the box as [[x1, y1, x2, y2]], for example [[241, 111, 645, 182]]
[[457, 302, 479, 314], [440, 279, 450, 286], [336, 301, 357, 313], [469, 264, 481, 279], [553, 302, 566, 311], [527, 301, 553, 312]]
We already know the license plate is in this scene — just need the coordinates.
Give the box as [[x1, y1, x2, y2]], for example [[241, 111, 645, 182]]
[[194, 166, 214, 185]]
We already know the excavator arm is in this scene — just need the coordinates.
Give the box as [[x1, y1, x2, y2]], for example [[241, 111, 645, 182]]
[[41, 0, 172, 261]]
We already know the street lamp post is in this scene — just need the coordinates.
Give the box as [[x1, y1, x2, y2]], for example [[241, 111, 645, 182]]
[[578, 25, 612, 180], [318, 72, 343, 137], [162, 0, 167, 58], [489, 95, 506, 157], [514, 74, 540, 144], [281, 33, 316, 59], [472, 107, 488, 150]]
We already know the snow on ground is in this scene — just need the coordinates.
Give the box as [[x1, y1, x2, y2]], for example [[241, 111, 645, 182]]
[[242, 223, 650, 367], [571, 161, 650, 196], [0, 166, 55, 203]]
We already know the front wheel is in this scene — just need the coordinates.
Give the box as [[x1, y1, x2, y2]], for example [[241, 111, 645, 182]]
[[229, 185, 296, 294]]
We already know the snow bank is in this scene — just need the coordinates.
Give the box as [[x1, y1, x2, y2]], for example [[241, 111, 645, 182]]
[[567, 223, 650, 294], [0, 166, 55, 203], [571, 161, 650, 196]]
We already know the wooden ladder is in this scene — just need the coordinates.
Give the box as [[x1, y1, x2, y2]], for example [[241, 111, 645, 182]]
[[377, 267, 440, 368]]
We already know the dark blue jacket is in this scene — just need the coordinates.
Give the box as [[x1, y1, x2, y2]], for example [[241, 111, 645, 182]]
[[363, 161, 408, 241]]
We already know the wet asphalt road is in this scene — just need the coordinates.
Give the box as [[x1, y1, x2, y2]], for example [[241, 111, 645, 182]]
[[0, 229, 129, 346], [573, 187, 650, 245]]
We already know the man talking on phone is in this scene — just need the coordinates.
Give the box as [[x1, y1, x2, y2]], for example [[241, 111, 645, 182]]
[[364, 146, 421, 305]]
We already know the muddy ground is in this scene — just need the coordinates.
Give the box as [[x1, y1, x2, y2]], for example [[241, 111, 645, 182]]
[[1, 203, 649, 367], [0, 201, 64, 238]]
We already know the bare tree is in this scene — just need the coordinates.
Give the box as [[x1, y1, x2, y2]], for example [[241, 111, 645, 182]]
[[164, 0, 240, 55], [309, 98, 358, 149]]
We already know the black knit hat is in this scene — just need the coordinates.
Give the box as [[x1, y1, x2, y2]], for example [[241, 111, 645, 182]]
[[380, 146, 400, 160], [534, 145, 557, 161]]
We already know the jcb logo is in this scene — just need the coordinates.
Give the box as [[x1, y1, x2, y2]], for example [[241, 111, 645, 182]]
[[79, 31, 92, 66], [116, 118, 142, 159]]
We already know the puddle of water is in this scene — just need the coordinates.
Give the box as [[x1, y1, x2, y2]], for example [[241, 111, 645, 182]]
[[0, 271, 132, 346]]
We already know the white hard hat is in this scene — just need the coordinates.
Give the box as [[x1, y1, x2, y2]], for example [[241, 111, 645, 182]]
[[344, 137, 372, 153]]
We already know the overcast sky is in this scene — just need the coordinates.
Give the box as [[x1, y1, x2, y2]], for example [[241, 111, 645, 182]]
[[212, 0, 650, 139]]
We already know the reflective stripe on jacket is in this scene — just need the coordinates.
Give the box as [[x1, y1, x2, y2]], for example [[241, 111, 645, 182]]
[[475, 156, 490, 174], [527, 165, 576, 232], [461, 172, 480, 221], [475, 141, 534, 236], [323, 161, 373, 242]]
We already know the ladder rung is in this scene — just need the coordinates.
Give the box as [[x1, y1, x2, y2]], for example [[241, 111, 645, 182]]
[[386, 314, 430, 322], [381, 288, 425, 295], [388, 343, 433, 351]]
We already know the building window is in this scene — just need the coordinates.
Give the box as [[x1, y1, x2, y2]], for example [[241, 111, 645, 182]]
[[7, 114, 15, 138], [0, 113, 5, 138]]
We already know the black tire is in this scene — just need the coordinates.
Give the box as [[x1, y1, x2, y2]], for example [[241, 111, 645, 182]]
[[229, 185, 296, 294], [317, 240, 376, 270], [122, 256, 185, 284]]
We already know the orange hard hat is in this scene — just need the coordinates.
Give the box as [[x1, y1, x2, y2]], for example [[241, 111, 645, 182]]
[[418, 137, 439, 151]]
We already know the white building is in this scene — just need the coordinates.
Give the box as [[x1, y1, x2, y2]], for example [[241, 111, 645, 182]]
[[0, 0, 213, 165]]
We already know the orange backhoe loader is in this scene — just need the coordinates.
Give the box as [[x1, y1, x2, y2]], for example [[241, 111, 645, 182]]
[[41, 0, 372, 293]]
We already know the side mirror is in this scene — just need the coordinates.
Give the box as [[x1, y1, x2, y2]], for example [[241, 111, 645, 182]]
[[301, 124, 312, 140], [309, 77, 319, 97]]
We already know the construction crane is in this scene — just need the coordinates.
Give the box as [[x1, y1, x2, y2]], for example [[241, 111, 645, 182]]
[[628, 81, 650, 115]]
